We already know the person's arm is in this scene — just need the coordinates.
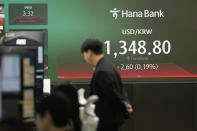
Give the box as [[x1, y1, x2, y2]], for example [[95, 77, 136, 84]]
[[125, 102, 133, 113], [94, 71, 127, 112], [121, 83, 133, 114]]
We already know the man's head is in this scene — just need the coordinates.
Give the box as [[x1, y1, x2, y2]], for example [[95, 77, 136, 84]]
[[81, 38, 104, 65], [52, 83, 81, 131], [35, 95, 72, 131]]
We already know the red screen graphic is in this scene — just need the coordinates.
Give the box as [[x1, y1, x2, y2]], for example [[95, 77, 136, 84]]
[[0, 4, 4, 36]]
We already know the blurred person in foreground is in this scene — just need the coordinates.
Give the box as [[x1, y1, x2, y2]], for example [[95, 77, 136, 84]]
[[36, 95, 73, 131], [0, 117, 31, 131], [81, 38, 133, 131], [52, 83, 81, 131]]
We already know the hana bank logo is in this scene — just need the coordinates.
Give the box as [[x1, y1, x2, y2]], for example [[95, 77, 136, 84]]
[[109, 8, 120, 20]]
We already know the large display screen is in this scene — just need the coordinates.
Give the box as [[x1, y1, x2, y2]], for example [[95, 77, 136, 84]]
[[9, 4, 47, 25], [56, 0, 197, 83]]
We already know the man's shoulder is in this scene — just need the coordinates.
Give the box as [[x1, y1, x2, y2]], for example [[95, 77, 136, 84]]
[[95, 65, 113, 74], [96, 58, 115, 70], [95, 57, 119, 76], [95, 65, 118, 78]]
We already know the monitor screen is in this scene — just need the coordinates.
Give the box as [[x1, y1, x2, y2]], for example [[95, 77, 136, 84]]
[[0, 46, 37, 119], [55, 0, 197, 83], [0, 55, 21, 93], [9, 4, 47, 25]]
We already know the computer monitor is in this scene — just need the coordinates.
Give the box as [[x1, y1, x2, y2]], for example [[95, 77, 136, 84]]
[[0, 46, 37, 120]]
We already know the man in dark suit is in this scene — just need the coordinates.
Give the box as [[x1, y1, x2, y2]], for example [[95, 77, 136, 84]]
[[81, 38, 133, 131]]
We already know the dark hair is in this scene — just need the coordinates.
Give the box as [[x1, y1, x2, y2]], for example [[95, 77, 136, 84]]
[[81, 38, 103, 54], [52, 83, 81, 131], [0, 117, 31, 131], [36, 95, 72, 127]]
